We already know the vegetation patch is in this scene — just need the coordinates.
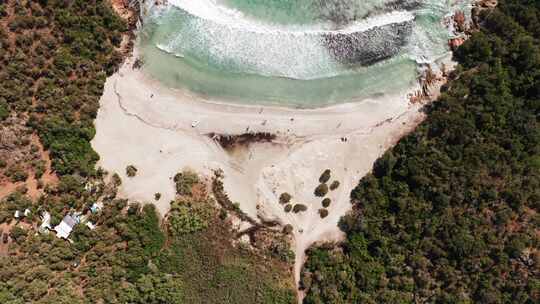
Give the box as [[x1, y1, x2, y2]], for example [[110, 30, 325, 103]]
[[126, 165, 138, 177], [319, 169, 331, 183], [279, 192, 292, 204], [301, 2, 540, 303], [314, 183, 328, 197], [318, 209, 329, 218], [174, 170, 199, 196], [292, 204, 308, 213], [321, 198, 331, 208]]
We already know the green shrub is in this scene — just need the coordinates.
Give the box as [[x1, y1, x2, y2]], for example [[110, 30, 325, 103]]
[[112, 173, 122, 186], [293, 204, 308, 213], [318, 209, 329, 218], [282, 224, 294, 234], [168, 200, 210, 235], [6, 166, 28, 182], [329, 180, 340, 191], [154, 193, 161, 201], [279, 192, 292, 204], [319, 169, 331, 183], [314, 183, 328, 197], [284, 204, 292, 213], [322, 198, 331, 208], [0, 101, 8, 121], [126, 165, 138, 177], [174, 170, 199, 196]]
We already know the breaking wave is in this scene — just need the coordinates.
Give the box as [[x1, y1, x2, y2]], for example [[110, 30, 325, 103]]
[[138, 0, 473, 106]]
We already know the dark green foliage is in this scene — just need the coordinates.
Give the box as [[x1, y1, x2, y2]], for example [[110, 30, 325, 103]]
[[0, 1, 295, 303], [314, 183, 328, 197], [123, 204, 165, 279], [154, 192, 161, 201], [321, 198, 331, 208], [174, 170, 199, 196], [279, 192, 292, 204], [0, 101, 8, 121], [112, 172, 122, 186], [302, 2, 540, 303], [318, 209, 328, 218], [6, 165, 28, 182], [168, 199, 211, 235], [0, 0, 126, 177], [319, 169, 331, 183], [37, 119, 99, 176], [293, 204, 308, 213]]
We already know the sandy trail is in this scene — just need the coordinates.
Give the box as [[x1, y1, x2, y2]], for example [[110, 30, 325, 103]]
[[92, 54, 447, 289]]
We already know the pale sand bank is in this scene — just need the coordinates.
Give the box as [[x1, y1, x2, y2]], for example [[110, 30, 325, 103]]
[[92, 54, 445, 285]]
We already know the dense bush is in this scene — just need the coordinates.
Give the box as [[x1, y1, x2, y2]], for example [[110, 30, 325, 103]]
[[321, 198, 331, 208], [319, 169, 331, 183], [302, 2, 540, 303], [329, 180, 340, 190], [126, 165, 138, 177], [0, 101, 8, 121], [0, 0, 126, 177], [168, 199, 211, 235], [314, 183, 328, 197], [174, 170, 199, 196], [293, 204, 308, 213], [279, 192, 292, 204], [318, 209, 328, 218], [284, 204, 292, 213]]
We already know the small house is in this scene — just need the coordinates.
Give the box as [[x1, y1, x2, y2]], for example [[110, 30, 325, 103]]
[[54, 215, 79, 239]]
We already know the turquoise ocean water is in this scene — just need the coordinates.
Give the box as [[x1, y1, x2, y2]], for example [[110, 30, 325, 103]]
[[138, 0, 472, 107]]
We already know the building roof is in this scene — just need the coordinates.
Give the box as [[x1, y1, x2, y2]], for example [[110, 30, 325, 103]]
[[53, 215, 79, 239]]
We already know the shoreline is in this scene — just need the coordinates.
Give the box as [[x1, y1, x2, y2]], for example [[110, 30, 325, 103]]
[[92, 52, 449, 292]]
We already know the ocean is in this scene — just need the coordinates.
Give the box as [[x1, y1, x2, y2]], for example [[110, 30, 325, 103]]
[[138, 0, 472, 107]]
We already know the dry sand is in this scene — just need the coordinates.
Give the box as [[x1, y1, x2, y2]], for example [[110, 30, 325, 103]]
[[92, 54, 448, 286]]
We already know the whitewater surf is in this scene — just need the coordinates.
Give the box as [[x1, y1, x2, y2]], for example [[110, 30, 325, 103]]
[[137, 0, 472, 107]]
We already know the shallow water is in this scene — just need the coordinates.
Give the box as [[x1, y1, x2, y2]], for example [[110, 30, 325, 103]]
[[138, 0, 472, 107]]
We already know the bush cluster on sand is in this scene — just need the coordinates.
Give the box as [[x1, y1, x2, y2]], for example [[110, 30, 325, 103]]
[[322, 198, 331, 208], [279, 192, 292, 204], [284, 204, 292, 213], [330, 180, 340, 190], [318, 209, 329, 218], [174, 170, 199, 196], [282, 224, 294, 234], [293, 204, 308, 213], [126, 165, 138, 177], [314, 183, 329, 197], [319, 169, 331, 183]]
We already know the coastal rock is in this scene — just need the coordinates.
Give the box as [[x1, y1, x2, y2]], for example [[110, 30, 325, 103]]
[[323, 21, 413, 66], [448, 37, 465, 51]]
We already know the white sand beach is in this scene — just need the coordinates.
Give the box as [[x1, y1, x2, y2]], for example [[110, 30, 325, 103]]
[[92, 53, 448, 285]]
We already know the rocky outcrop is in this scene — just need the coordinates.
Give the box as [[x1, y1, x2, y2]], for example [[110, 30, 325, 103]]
[[323, 21, 413, 66]]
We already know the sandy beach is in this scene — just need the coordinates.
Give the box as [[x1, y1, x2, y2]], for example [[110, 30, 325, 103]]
[[92, 53, 448, 285]]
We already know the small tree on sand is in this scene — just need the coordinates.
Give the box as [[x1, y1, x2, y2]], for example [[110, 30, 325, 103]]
[[314, 183, 328, 197]]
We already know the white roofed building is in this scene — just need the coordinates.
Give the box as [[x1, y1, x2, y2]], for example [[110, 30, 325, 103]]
[[54, 215, 79, 239]]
